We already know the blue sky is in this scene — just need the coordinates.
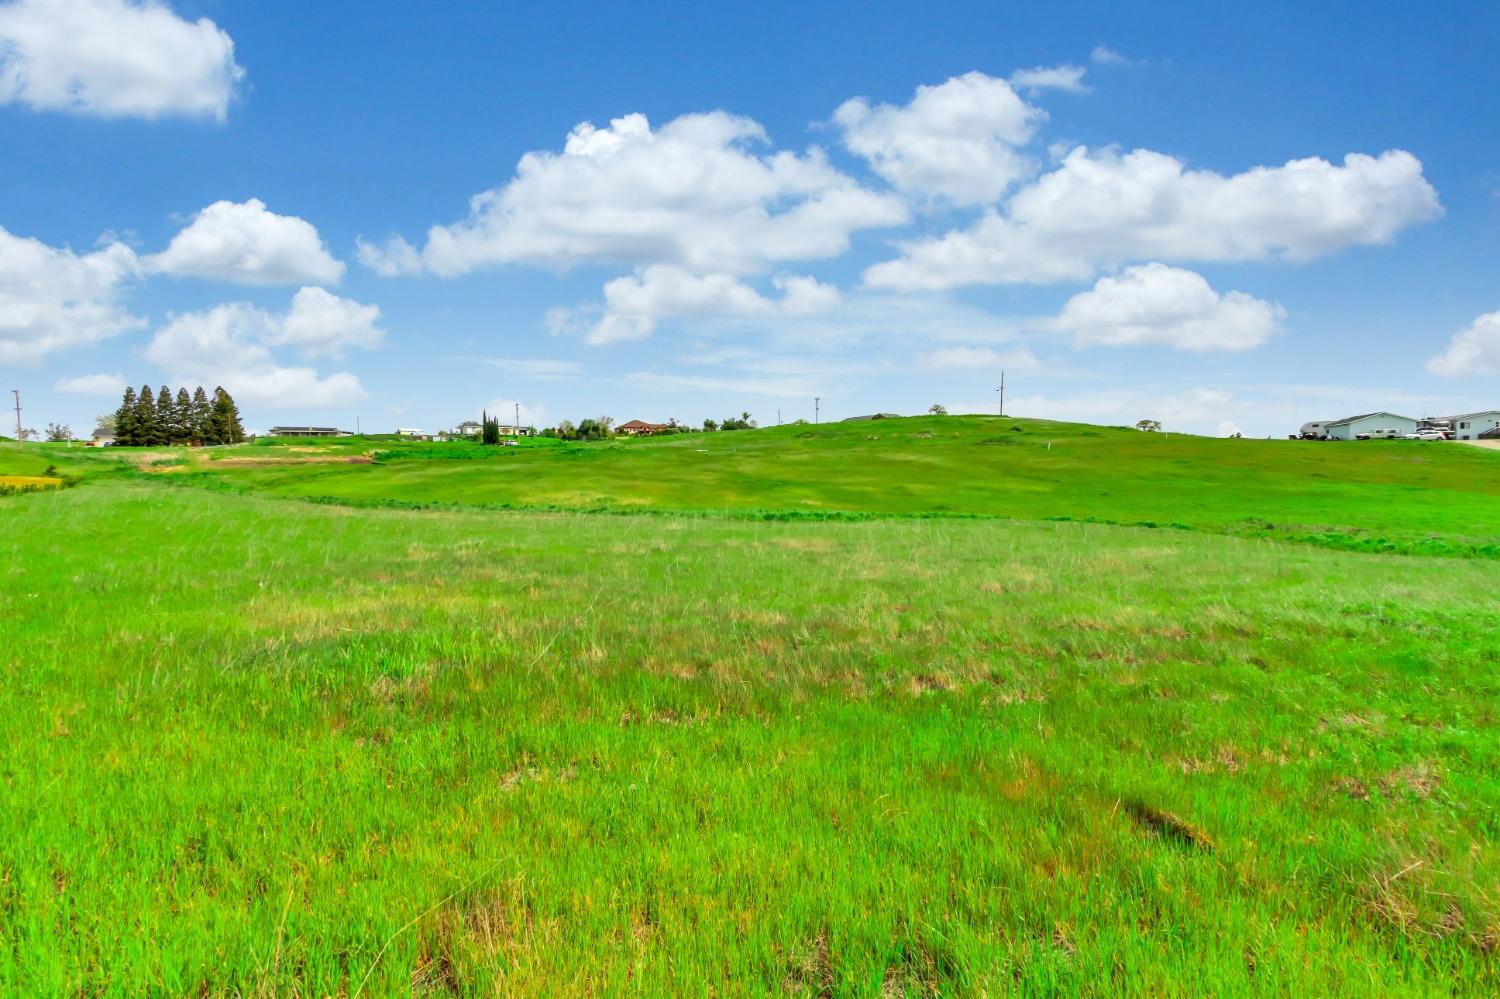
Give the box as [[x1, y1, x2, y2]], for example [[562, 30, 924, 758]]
[[3, 0, 1498, 437]]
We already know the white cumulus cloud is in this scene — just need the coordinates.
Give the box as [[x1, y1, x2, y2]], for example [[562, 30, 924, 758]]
[[865, 147, 1441, 290], [834, 72, 1046, 206], [550, 266, 842, 346], [773, 274, 843, 315], [0, 0, 242, 120], [150, 199, 345, 286], [1047, 263, 1284, 352], [1009, 64, 1088, 93], [267, 286, 384, 359], [1426, 310, 1500, 377], [0, 225, 142, 364], [144, 293, 377, 407], [359, 110, 906, 278], [1090, 46, 1133, 66], [927, 345, 1042, 370], [55, 372, 126, 394]]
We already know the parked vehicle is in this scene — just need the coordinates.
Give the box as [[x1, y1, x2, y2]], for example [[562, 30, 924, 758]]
[[1403, 430, 1449, 441]]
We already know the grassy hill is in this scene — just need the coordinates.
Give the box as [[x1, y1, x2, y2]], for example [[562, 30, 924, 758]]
[[137, 415, 1500, 555], [2, 419, 1498, 992]]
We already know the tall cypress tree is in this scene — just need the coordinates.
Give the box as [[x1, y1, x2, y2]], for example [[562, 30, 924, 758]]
[[134, 385, 160, 446], [208, 387, 245, 445], [190, 387, 211, 444], [172, 387, 193, 444], [203, 389, 225, 445], [115, 387, 138, 446], [156, 385, 177, 444], [227, 389, 245, 443]]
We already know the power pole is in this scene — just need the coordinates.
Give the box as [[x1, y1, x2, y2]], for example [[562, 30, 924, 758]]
[[514, 402, 521, 436], [11, 389, 20, 440], [998, 371, 1006, 417], [814, 397, 821, 424]]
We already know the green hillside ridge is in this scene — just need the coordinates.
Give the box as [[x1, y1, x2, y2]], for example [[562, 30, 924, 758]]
[[131, 414, 1500, 555]]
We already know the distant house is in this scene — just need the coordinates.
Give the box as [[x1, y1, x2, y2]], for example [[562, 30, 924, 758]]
[[394, 428, 426, 438], [1444, 411, 1500, 441], [89, 427, 115, 447], [443, 420, 532, 439], [268, 426, 352, 438], [841, 413, 901, 422], [1316, 412, 1419, 441], [617, 420, 669, 436]]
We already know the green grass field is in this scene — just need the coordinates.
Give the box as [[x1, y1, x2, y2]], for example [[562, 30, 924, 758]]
[[2, 421, 1497, 994], [156, 416, 1500, 556]]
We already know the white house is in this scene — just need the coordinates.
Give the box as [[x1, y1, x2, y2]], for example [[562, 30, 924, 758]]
[[1320, 412, 1419, 440], [1444, 411, 1500, 441]]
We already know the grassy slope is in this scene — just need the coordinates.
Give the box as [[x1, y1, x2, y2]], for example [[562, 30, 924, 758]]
[[171, 417, 1500, 551], [2, 482, 1498, 994]]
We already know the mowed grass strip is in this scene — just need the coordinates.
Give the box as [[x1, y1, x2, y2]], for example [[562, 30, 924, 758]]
[[1, 483, 1496, 994]]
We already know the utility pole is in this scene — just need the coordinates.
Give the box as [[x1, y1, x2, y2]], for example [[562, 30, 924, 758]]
[[814, 397, 821, 424], [998, 371, 1006, 417], [356, 415, 361, 435], [514, 402, 521, 436], [11, 389, 20, 440]]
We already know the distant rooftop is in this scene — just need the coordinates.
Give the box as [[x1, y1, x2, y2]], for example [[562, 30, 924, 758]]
[[1323, 412, 1415, 427], [268, 426, 348, 436]]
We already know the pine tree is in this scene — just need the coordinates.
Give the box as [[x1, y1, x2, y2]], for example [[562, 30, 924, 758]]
[[115, 386, 139, 446], [172, 387, 193, 445], [133, 385, 160, 446], [204, 388, 225, 445], [208, 387, 245, 445], [156, 385, 177, 444], [481, 410, 500, 445], [190, 387, 211, 444], [225, 389, 245, 443]]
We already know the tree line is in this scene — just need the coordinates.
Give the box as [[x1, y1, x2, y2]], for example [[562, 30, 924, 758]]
[[537, 413, 761, 439], [111, 385, 245, 446]]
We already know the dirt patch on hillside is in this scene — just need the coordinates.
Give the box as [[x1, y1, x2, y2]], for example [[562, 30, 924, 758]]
[[211, 454, 373, 467], [1456, 439, 1500, 451]]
